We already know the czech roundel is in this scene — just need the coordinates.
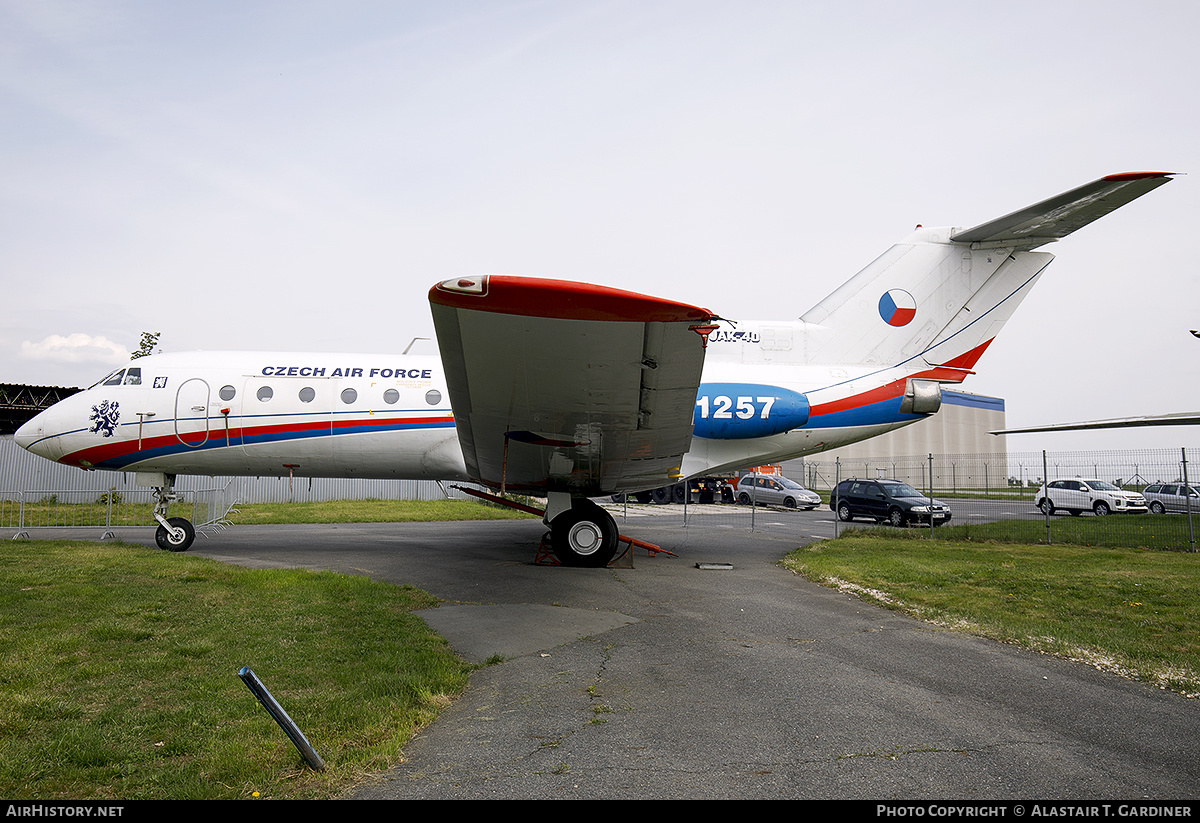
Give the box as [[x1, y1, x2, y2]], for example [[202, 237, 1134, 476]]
[[878, 289, 917, 327]]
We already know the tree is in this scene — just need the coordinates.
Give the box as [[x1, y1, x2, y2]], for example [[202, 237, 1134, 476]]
[[131, 331, 161, 360]]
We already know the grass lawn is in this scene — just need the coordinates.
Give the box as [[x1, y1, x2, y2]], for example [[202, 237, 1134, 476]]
[[0, 538, 474, 800], [6, 501, 1198, 799], [785, 525, 1200, 696]]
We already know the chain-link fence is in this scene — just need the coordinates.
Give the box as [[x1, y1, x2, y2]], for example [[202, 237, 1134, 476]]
[[602, 447, 1198, 552], [3, 435, 1195, 551]]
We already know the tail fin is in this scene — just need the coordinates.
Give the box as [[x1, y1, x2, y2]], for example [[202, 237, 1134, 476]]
[[799, 173, 1174, 373]]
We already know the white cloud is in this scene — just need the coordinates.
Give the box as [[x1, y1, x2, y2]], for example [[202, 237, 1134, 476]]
[[19, 333, 128, 365]]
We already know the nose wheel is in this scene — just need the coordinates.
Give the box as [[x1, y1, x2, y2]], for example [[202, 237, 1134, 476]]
[[155, 517, 196, 552], [149, 475, 196, 552]]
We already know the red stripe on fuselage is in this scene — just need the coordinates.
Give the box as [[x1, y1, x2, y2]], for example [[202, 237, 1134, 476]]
[[59, 414, 454, 468]]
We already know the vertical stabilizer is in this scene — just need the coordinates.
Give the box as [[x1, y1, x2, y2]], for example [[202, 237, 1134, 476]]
[[799, 173, 1173, 373]]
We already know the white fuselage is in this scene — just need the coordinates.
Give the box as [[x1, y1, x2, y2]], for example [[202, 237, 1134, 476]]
[[15, 343, 920, 485]]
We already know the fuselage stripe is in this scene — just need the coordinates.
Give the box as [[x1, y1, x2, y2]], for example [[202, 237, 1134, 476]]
[[59, 413, 455, 470]]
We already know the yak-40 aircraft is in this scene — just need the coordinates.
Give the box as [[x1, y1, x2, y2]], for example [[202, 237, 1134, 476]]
[[16, 172, 1174, 565]]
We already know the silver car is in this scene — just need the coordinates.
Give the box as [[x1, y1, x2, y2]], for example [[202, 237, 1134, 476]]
[[736, 475, 821, 509], [1142, 483, 1200, 514]]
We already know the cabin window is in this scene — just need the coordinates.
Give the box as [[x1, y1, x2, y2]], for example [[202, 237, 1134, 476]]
[[299, 387, 315, 403], [383, 389, 399, 405], [340, 388, 357, 404], [257, 386, 273, 402], [219, 385, 236, 401], [425, 390, 442, 405]]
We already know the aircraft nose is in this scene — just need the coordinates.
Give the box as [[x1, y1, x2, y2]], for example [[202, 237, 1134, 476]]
[[14, 415, 40, 451], [14, 409, 59, 460]]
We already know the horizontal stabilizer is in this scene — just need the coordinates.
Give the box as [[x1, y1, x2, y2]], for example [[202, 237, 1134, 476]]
[[992, 411, 1200, 435], [952, 172, 1174, 248]]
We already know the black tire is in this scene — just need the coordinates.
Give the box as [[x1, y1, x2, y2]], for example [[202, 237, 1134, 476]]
[[1150, 501, 1166, 514], [1093, 501, 1111, 517], [837, 502, 853, 522], [651, 486, 671, 504], [784, 497, 797, 508], [1038, 498, 1055, 516], [887, 508, 906, 528], [738, 492, 751, 505], [550, 500, 618, 567], [155, 517, 195, 552]]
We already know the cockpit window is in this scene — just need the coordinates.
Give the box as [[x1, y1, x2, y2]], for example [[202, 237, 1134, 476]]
[[124, 368, 141, 385], [101, 369, 126, 387]]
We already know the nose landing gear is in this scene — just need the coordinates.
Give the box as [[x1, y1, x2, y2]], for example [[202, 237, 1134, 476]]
[[146, 473, 196, 552]]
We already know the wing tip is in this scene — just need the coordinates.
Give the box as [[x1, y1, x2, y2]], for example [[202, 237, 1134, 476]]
[[1101, 171, 1177, 182]]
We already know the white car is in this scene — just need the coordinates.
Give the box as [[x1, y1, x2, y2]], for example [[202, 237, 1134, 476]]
[[1035, 478, 1148, 517], [736, 475, 822, 509]]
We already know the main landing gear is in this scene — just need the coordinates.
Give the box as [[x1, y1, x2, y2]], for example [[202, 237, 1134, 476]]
[[144, 473, 196, 552], [545, 494, 619, 567], [455, 487, 667, 567]]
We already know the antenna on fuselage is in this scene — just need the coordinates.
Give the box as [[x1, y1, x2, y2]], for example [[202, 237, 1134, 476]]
[[403, 337, 431, 355]]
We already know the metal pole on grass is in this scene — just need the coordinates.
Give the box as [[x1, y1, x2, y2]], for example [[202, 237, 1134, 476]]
[[928, 454, 934, 539], [1043, 450, 1051, 544], [1184, 447, 1196, 553], [238, 666, 326, 771], [834, 459, 840, 538]]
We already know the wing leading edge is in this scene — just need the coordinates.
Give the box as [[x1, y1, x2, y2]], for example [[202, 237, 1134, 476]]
[[429, 276, 716, 496]]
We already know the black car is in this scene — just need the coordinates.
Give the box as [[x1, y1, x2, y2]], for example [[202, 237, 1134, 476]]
[[830, 478, 952, 527]]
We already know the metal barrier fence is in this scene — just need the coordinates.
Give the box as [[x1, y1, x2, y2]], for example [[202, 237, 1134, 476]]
[[0, 482, 239, 541]]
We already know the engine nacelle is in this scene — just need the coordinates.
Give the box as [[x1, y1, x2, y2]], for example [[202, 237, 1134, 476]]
[[693, 383, 810, 440], [899, 378, 942, 415]]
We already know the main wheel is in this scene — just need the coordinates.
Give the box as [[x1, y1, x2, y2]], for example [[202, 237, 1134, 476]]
[[155, 517, 195, 552], [550, 501, 619, 567]]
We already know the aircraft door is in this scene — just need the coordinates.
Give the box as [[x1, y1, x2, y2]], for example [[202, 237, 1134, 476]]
[[174, 378, 211, 448]]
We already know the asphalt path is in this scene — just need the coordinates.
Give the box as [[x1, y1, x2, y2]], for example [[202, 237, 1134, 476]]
[[12, 510, 1200, 799]]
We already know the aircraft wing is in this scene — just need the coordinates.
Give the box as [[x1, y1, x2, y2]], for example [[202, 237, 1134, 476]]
[[429, 276, 716, 496], [992, 411, 1200, 435], [952, 172, 1174, 248]]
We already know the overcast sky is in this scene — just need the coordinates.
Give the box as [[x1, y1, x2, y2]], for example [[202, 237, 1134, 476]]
[[2, 0, 1197, 453]]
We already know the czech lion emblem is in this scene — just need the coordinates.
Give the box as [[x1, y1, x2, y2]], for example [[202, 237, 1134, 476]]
[[89, 400, 120, 437]]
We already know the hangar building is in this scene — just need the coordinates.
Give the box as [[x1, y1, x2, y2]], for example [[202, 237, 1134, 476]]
[[785, 390, 1007, 489]]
